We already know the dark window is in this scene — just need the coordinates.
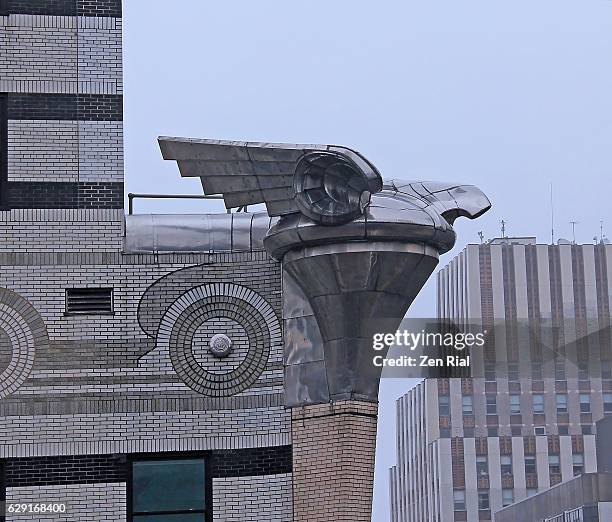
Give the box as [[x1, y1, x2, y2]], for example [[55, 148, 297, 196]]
[[533, 394, 544, 414], [602, 360, 612, 381], [556, 394, 568, 414], [500, 455, 513, 476], [476, 456, 488, 478], [510, 394, 521, 414], [453, 489, 466, 511], [525, 456, 537, 475], [486, 395, 497, 415], [487, 427, 498, 437], [572, 454, 584, 476], [548, 455, 561, 475], [581, 425, 592, 435], [131, 458, 206, 521], [65, 288, 113, 315], [502, 488, 514, 507], [604, 393, 612, 414], [579, 394, 591, 414], [439, 395, 450, 416], [558, 425, 569, 435], [478, 490, 490, 510], [462, 395, 473, 415]]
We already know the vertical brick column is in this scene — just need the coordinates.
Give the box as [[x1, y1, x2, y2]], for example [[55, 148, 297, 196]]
[[291, 400, 378, 522]]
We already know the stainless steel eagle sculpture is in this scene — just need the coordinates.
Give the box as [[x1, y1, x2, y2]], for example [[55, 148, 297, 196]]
[[158, 137, 491, 259], [159, 136, 491, 404]]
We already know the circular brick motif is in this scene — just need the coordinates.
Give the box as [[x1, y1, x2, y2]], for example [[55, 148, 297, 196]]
[[0, 288, 47, 399], [157, 284, 281, 397]]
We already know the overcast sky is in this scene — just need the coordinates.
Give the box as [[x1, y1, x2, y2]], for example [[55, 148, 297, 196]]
[[123, 1, 612, 519]]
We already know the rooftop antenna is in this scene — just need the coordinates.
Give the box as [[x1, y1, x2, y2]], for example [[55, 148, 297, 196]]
[[601, 220, 605, 243], [570, 221, 579, 244], [500, 219, 507, 238], [550, 183, 555, 244], [478, 231, 484, 244]]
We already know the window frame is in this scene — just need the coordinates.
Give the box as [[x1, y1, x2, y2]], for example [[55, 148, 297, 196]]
[[510, 394, 521, 415], [556, 394, 568, 414], [579, 393, 591, 414], [453, 489, 466, 512], [462, 395, 473, 415], [127, 452, 212, 522], [532, 393, 545, 414]]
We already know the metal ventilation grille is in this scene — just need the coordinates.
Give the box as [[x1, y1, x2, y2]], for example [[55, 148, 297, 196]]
[[65, 288, 113, 315]]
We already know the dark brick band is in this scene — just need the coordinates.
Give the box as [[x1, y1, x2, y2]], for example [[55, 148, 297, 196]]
[[1, 446, 292, 487], [0, 93, 7, 210], [79, 0, 121, 18], [6, 181, 124, 209], [7, 94, 123, 122], [210, 445, 292, 478], [1, 0, 121, 17], [4, 454, 128, 487]]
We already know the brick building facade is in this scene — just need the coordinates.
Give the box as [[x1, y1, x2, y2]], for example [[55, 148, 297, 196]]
[[0, 2, 297, 520]]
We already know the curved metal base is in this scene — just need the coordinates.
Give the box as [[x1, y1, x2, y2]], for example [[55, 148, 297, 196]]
[[283, 241, 438, 405]]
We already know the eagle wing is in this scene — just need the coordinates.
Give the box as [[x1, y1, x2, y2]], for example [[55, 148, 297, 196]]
[[158, 136, 382, 217]]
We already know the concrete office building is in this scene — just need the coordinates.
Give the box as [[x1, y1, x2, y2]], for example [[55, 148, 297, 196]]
[[495, 416, 612, 522], [390, 240, 612, 522]]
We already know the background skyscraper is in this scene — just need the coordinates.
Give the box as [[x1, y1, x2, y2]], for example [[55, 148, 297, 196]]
[[390, 239, 612, 521]]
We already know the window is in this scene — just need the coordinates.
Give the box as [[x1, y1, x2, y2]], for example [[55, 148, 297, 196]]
[[485, 363, 496, 382], [65, 288, 113, 315], [453, 490, 466, 511], [604, 393, 612, 414], [464, 427, 474, 438], [532, 362, 543, 380], [462, 395, 473, 415], [558, 425, 569, 435], [533, 394, 544, 414], [500, 455, 513, 476], [502, 488, 514, 507], [572, 453, 584, 476], [534, 426, 546, 436], [488, 427, 498, 437], [602, 360, 612, 381], [578, 361, 589, 381], [527, 488, 538, 497], [510, 394, 521, 414], [478, 490, 490, 510], [486, 395, 497, 415], [476, 456, 488, 478], [508, 362, 519, 381], [548, 454, 561, 475], [580, 394, 591, 413], [511, 426, 522, 437], [131, 458, 207, 521], [555, 359, 566, 381], [582, 425, 592, 435], [439, 395, 450, 416], [524, 456, 537, 475], [556, 394, 568, 414]]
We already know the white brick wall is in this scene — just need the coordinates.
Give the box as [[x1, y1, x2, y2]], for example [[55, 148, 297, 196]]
[[8, 121, 79, 182], [0, 25, 78, 82], [213, 473, 293, 522], [77, 24, 122, 89], [0, 209, 124, 252], [0, 16, 121, 93], [6, 482, 126, 521], [78, 121, 124, 182]]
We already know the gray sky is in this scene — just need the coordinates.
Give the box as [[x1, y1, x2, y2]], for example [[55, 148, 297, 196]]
[[123, 1, 612, 519]]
